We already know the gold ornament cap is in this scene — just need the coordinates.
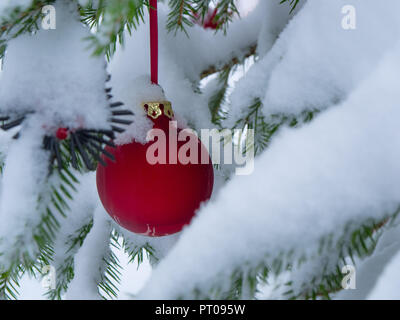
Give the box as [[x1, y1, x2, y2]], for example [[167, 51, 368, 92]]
[[142, 101, 174, 120]]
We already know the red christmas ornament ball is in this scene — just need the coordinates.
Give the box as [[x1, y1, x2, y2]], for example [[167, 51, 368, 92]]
[[96, 102, 214, 236]]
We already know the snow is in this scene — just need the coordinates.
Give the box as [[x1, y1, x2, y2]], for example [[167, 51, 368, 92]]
[[237, 0, 259, 17], [367, 249, 400, 300], [0, 0, 111, 269], [227, 0, 400, 126], [119, 226, 180, 264], [137, 44, 400, 299], [17, 233, 154, 300], [161, 5, 263, 82], [110, 2, 265, 133], [49, 172, 98, 298], [0, 0, 32, 16], [256, 0, 302, 58], [333, 223, 400, 300], [113, 75, 163, 145], [109, 7, 206, 132], [49, 171, 179, 299], [0, 128, 16, 165], [66, 205, 111, 300], [0, 117, 50, 267], [0, 0, 110, 132], [66, 203, 180, 299]]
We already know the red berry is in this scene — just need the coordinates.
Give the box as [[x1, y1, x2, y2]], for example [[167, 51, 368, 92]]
[[56, 127, 69, 140]]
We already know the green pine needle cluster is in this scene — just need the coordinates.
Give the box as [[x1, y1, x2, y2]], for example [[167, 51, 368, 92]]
[[280, 0, 300, 13], [80, 0, 148, 59], [0, 0, 54, 59], [166, 0, 237, 34], [0, 162, 80, 299], [98, 230, 123, 299]]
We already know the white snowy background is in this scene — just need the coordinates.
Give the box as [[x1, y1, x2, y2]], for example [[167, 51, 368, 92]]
[[1, 0, 400, 299]]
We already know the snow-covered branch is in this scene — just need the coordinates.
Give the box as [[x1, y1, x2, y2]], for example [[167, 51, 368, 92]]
[[138, 44, 400, 299]]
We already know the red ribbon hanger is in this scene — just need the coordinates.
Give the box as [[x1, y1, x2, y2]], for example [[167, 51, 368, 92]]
[[149, 0, 158, 85]]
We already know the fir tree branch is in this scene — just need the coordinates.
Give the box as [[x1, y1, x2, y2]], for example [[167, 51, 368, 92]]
[[178, 0, 186, 27], [46, 218, 94, 300], [283, 215, 396, 300], [166, 0, 194, 34], [207, 67, 231, 126], [0, 264, 24, 300], [200, 44, 257, 79], [0, 0, 55, 59], [183, 211, 399, 300], [213, 0, 238, 33], [233, 98, 318, 156], [0, 160, 81, 299], [81, 0, 148, 59], [167, 0, 238, 34], [280, 0, 301, 14], [204, 45, 257, 126], [120, 231, 157, 266], [98, 229, 123, 299]]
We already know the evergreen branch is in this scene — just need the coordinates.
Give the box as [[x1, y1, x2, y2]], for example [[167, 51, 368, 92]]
[[200, 45, 257, 79], [178, 0, 186, 27], [166, 0, 195, 34], [0, 153, 4, 174], [167, 0, 238, 34], [233, 98, 318, 156], [205, 45, 257, 126], [207, 64, 233, 126], [98, 230, 122, 299], [0, 249, 52, 300], [46, 218, 94, 300], [213, 0, 238, 33], [283, 214, 396, 300], [121, 232, 157, 266], [0, 264, 24, 300], [80, 0, 148, 59], [0, 0, 55, 59], [280, 0, 301, 14], [190, 0, 210, 21], [0, 0, 149, 60], [0, 163, 81, 299], [185, 210, 399, 300]]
